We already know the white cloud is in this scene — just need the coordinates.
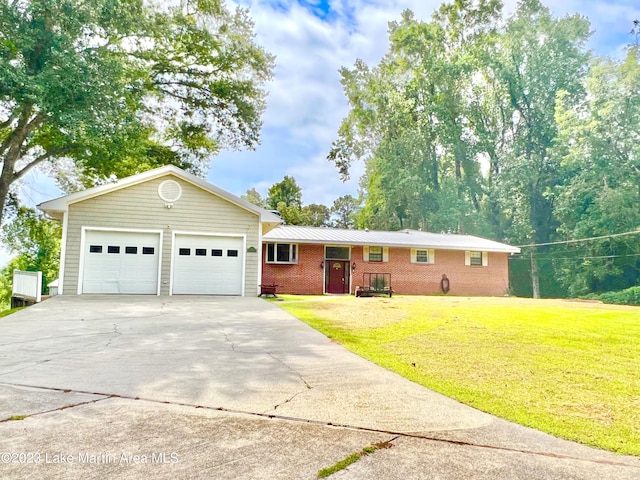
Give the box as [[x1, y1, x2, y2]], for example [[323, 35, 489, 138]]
[[211, 0, 639, 207], [289, 151, 361, 206]]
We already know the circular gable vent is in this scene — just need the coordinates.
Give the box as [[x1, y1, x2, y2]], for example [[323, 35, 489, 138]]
[[158, 179, 182, 204]]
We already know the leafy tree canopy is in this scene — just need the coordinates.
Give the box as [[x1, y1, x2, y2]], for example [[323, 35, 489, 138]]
[[0, 0, 274, 225], [267, 175, 302, 210], [330, 194, 360, 229], [251, 176, 334, 226], [301, 203, 330, 227], [551, 46, 640, 295], [242, 187, 267, 208]]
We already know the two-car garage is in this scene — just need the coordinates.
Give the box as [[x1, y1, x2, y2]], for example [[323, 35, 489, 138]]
[[81, 229, 245, 296], [38, 166, 282, 297]]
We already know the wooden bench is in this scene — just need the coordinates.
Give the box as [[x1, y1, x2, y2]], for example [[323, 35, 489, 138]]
[[259, 284, 278, 298]]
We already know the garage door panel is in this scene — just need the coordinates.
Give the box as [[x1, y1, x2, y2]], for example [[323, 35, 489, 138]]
[[173, 235, 243, 295], [82, 231, 160, 294]]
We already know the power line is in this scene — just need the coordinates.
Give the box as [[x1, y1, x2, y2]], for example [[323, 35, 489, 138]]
[[510, 252, 640, 261], [516, 229, 640, 248]]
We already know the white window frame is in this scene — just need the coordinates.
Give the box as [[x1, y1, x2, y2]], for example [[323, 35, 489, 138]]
[[411, 248, 435, 264], [465, 251, 489, 267], [324, 245, 351, 260], [266, 242, 298, 264], [363, 246, 389, 263]]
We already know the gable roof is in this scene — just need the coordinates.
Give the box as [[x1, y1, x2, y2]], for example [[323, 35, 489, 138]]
[[263, 225, 520, 254], [37, 165, 282, 228]]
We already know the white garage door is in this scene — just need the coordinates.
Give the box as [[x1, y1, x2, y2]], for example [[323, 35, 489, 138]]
[[82, 230, 160, 294], [173, 234, 244, 295]]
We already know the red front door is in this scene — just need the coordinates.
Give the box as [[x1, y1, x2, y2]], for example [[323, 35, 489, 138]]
[[326, 260, 350, 294]]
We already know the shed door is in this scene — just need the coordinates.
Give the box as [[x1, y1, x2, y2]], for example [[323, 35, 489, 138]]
[[82, 230, 160, 294], [173, 234, 244, 295]]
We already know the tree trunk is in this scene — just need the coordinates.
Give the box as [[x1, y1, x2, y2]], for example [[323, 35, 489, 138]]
[[0, 158, 15, 227], [530, 250, 541, 299], [0, 104, 38, 226]]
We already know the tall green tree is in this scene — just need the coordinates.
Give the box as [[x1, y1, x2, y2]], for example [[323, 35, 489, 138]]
[[262, 176, 333, 226], [330, 194, 360, 229], [329, 0, 591, 297], [242, 187, 267, 208], [267, 175, 303, 210], [329, 2, 501, 233], [490, 0, 591, 297], [551, 45, 640, 295], [301, 203, 331, 227], [273, 201, 301, 225], [0, 0, 274, 225]]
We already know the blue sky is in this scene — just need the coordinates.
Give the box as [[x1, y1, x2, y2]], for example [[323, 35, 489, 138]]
[[3, 0, 639, 266]]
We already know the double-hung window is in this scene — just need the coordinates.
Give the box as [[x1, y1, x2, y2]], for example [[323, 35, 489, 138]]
[[368, 246, 383, 262], [363, 246, 388, 262], [411, 249, 435, 264], [465, 251, 488, 266]]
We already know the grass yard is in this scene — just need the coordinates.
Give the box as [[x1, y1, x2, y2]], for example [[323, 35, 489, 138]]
[[0, 307, 23, 319], [273, 295, 640, 456]]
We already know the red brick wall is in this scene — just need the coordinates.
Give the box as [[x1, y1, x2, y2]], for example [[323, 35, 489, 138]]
[[350, 247, 510, 296], [262, 244, 325, 294], [262, 244, 511, 296]]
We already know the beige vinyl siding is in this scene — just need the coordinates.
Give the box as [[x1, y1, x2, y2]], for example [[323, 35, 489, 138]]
[[64, 174, 261, 295]]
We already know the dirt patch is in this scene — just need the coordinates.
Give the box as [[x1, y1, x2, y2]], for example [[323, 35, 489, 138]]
[[308, 297, 409, 329]]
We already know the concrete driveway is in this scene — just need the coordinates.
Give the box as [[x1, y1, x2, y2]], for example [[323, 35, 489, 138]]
[[0, 296, 638, 479]]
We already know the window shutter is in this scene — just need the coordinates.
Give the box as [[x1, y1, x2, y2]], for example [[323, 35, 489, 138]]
[[410, 248, 416, 263], [363, 246, 369, 262], [383, 247, 389, 262], [429, 249, 435, 264], [465, 251, 471, 266], [482, 252, 489, 266]]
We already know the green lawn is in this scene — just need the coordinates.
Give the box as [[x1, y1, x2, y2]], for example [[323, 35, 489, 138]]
[[0, 306, 23, 319], [273, 295, 640, 456]]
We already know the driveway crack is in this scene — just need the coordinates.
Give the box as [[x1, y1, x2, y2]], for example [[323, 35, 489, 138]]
[[265, 352, 312, 412], [104, 323, 121, 348], [267, 352, 312, 390], [219, 331, 259, 354], [217, 333, 313, 411], [270, 390, 305, 412], [221, 332, 240, 352]]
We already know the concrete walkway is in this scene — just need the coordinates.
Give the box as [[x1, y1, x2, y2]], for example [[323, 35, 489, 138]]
[[0, 296, 638, 479]]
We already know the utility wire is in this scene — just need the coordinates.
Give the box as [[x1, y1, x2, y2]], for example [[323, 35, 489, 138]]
[[516, 229, 640, 248], [510, 253, 640, 261]]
